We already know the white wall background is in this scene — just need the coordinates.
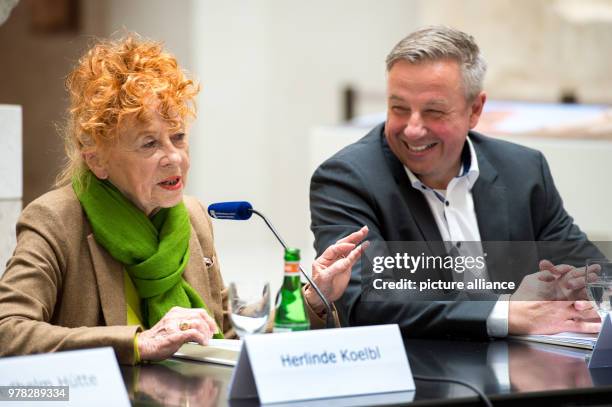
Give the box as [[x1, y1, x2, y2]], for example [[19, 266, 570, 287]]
[[106, 0, 194, 71], [0, 105, 22, 275]]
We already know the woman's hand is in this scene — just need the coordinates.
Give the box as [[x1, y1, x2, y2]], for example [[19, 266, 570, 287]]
[[137, 306, 218, 361], [305, 226, 369, 314]]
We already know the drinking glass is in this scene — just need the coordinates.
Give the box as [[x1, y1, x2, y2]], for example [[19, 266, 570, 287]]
[[585, 259, 612, 320], [228, 281, 271, 338]]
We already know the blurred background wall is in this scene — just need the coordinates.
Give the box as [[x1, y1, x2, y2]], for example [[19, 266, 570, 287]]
[[1, 0, 611, 281]]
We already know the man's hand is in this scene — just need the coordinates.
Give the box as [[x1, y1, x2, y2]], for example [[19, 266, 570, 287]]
[[512, 260, 598, 302], [508, 260, 601, 335], [508, 300, 600, 335], [537, 260, 598, 301], [305, 226, 369, 314], [137, 306, 218, 361], [509, 343, 592, 391]]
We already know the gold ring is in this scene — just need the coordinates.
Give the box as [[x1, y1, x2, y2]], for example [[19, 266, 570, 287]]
[[179, 320, 190, 331]]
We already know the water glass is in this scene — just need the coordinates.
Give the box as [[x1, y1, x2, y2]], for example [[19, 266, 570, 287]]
[[585, 259, 612, 320], [228, 281, 271, 337]]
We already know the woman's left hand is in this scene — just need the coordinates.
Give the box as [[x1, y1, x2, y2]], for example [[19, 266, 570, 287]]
[[305, 226, 369, 314]]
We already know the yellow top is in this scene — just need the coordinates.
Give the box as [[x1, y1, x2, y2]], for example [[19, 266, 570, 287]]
[[124, 270, 144, 363]]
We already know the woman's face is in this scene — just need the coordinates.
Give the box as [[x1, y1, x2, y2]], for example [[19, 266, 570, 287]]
[[88, 109, 190, 215]]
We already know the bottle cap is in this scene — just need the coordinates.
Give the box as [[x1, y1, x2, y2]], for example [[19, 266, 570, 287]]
[[284, 248, 300, 262]]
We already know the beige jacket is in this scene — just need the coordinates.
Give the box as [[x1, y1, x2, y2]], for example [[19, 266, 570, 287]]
[[0, 186, 236, 364]]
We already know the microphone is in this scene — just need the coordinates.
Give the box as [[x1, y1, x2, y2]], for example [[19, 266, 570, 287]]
[[208, 201, 253, 220], [207, 201, 334, 328]]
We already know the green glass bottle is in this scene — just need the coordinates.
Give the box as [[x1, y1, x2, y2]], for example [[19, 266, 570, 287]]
[[273, 248, 310, 332]]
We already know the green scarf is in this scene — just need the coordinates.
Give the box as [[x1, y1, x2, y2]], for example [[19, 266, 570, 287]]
[[73, 171, 222, 338]]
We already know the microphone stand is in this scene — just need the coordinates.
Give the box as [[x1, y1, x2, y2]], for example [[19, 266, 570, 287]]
[[249, 209, 335, 329]]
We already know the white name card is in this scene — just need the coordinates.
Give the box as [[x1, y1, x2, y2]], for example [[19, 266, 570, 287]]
[[228, 324, 415, 404], [0, 347, 130, 406], [589, 313, 612, 369]]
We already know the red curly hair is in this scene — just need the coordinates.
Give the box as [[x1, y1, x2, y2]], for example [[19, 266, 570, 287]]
[[57, 34, 199, 186]]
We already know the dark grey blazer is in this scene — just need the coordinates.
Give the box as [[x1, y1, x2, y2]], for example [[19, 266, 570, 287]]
[[310, 122, 596, 339]]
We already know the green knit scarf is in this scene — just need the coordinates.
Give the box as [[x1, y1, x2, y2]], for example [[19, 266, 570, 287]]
[[73, 171, 222, 338]]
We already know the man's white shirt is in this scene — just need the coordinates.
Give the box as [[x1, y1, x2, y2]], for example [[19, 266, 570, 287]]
[[404, 136, 509, 337]]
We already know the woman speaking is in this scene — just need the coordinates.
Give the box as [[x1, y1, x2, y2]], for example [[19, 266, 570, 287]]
[[0, 35, 367, 364]]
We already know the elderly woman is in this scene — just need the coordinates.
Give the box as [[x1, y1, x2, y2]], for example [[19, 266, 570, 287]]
[[0, 35, 367, 364]]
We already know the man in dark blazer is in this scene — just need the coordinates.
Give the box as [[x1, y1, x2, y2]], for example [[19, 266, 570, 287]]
[[310, 26, 601, 339]]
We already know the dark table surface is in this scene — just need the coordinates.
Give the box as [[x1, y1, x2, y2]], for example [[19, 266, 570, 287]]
[[122, 337, 612, 406]]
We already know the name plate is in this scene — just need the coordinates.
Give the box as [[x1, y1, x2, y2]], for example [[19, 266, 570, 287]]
[[228, 324, 415, 404], [589, 313, 612, 369], [0, 347, 130, 406]]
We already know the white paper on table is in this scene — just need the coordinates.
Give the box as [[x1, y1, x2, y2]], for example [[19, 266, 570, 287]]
[[510, 332, 598, 349], [173, 339, 242, 366]]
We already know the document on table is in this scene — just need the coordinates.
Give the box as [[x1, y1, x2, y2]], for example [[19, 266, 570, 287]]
[[510, 332, 598, 349], [173, 339, 242, 366]]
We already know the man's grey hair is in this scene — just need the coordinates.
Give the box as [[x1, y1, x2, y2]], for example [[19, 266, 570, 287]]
[[386, 26, 487, 100]]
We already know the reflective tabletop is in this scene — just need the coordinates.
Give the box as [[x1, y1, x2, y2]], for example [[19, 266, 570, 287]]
[[122, 337, 612, 406]]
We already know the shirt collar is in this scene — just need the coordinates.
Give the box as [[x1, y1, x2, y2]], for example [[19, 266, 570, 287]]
[[404, 135, 480, 191]]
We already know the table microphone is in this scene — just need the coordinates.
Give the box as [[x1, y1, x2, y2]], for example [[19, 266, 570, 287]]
[[207, 201, 334, 328]]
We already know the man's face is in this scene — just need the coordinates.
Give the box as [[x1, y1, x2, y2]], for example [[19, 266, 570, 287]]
[[385, 59, 485, 189]]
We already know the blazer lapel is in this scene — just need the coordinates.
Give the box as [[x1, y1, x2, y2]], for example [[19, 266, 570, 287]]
[[397, 181, 445, 243], [87, 234, 126, 326], [183, 225, 214, 308], [471, 146, 511, 282], [471, 148, 509, 242]]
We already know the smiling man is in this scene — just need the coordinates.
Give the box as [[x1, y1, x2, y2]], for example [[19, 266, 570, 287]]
[[385, 57, 484, 190], [310, 26, 601, 339]]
